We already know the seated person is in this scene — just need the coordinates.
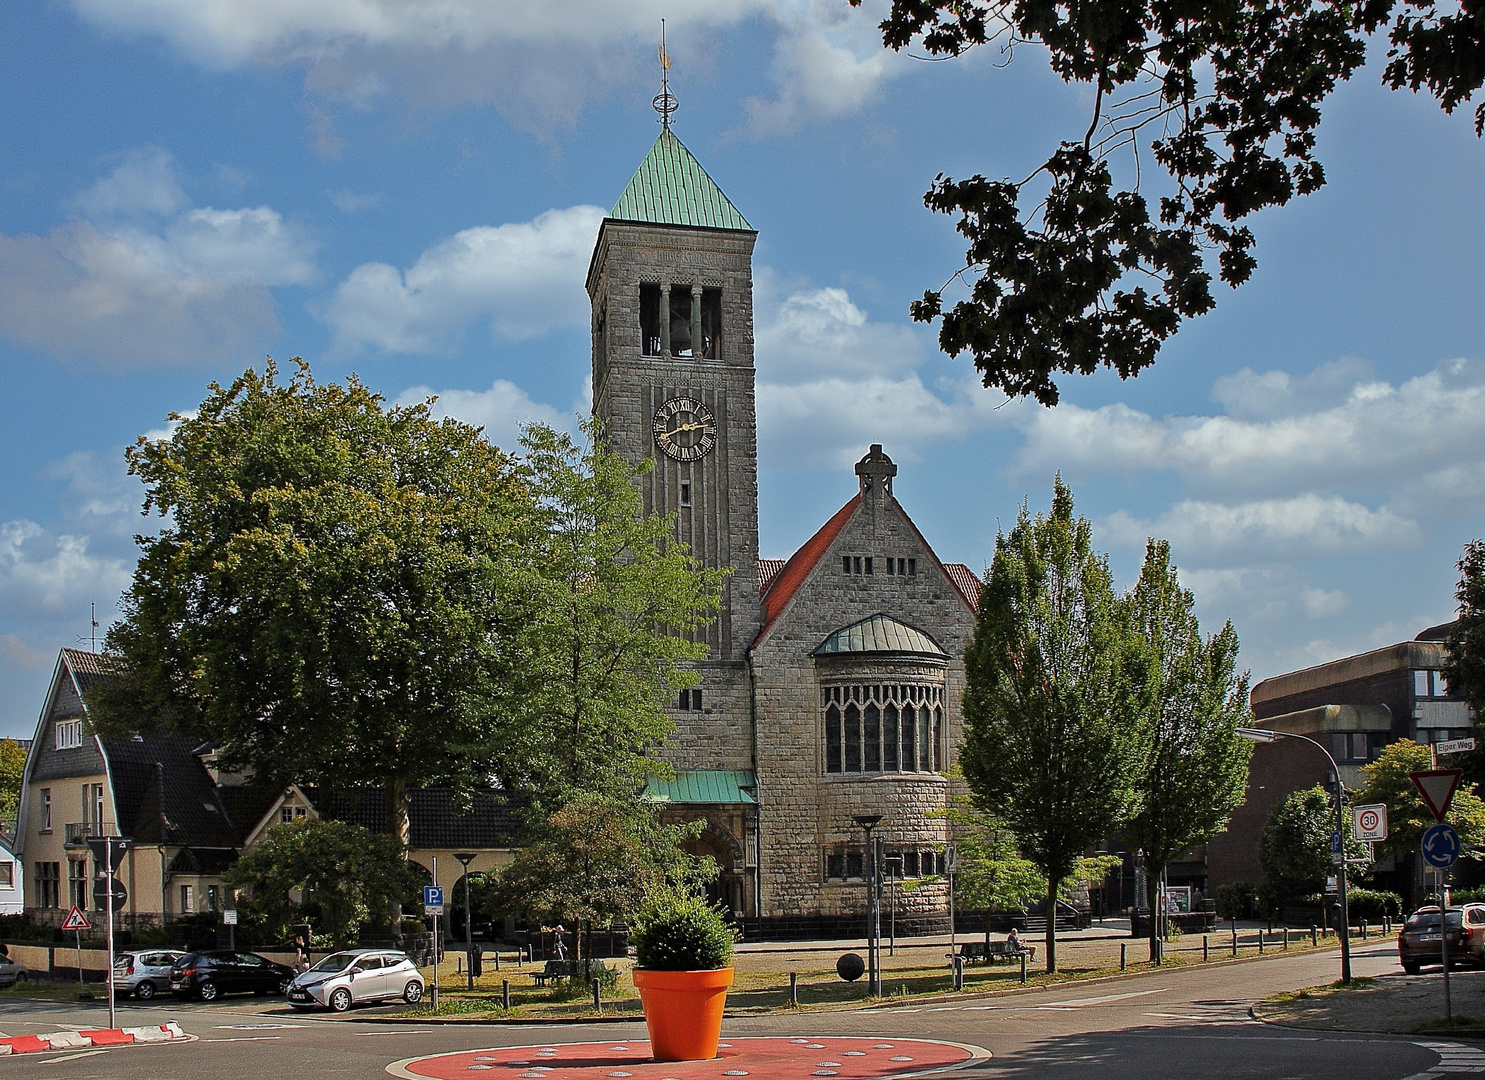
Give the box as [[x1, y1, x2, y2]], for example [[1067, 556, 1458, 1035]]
[[1006, 927, 1037, 961]]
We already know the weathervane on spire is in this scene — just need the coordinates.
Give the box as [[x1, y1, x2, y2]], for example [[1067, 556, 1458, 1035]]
[[653, 19, 678, 129]]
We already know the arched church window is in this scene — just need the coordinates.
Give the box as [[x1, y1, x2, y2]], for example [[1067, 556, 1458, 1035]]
[[701, 288, 722, 359], [825, 704, 842, 773], [883, 704, 899, 771], [670, 287, 694, 356], [933, 707, 943, 772], [864, 704, 881, 771], [844, 704, 861, 772], [901, 703, 916, 772], [918, 707, 931, 771]]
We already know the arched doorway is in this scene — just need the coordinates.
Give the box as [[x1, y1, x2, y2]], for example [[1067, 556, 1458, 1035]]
[[683, 828, 744, 917]]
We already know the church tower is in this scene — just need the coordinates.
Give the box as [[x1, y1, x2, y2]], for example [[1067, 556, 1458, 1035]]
[[586, 115, 761, 772]]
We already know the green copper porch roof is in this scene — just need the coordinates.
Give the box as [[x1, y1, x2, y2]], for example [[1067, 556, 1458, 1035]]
[[813, 614, 947, 658], [644, 770, 757, 805], [609, 129, 753, 232]]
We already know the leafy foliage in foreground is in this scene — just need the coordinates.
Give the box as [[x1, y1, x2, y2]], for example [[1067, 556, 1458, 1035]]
[[630, 888, 736, 972], [853, 0, 1485, 404]]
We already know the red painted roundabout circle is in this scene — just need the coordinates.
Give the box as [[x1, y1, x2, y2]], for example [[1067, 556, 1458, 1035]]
[[387, 1036, 990, 1080]]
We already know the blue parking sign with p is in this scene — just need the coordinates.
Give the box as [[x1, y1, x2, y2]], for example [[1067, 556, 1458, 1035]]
[[423, 885, 444, 912]]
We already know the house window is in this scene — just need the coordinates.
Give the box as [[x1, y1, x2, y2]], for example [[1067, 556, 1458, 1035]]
[[88, 783, 105, 829], [826, 852, 845, 880], [280, 807, 294, 825], [846, 851, 863, 879], [678, 688, 703, 711], [180, 884, 195, 913], [908, 558, 917, 576], [295, 807, 306, 818], [69, 859, 89, 909], [35, 862, 60, 908], [842, 556, 851, 574], [0, 861, 12, 888], [1415, 670, 1431, 697], [864, 557, 873, 575], [825, 704, 842, 772], [40, 787, 52, 831], [55, 719, 83, 750], [207, 885, 220, 911], [1331, 732, 1374, 763]]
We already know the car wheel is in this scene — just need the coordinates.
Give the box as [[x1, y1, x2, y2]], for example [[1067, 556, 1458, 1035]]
[[328, 988, 353, 1013], [403, 981, 423, 1004], [198, 980, 220, 1002], [14, 972, 26, 985], [1403, 962, 1421, 975], [134, 980, 156, 1000]]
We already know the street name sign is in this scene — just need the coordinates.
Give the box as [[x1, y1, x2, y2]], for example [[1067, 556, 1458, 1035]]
[[1437, 738, 1477, 756], [61, 905, 91, 932], [1422, 822, 1462, 869], [1410, 769, 1464, 823], [423, 885, 445, 915], [1353, 803, 1388, 842]]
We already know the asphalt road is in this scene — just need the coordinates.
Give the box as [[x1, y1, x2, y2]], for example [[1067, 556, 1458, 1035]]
[[0, 940, 1469, 1080]]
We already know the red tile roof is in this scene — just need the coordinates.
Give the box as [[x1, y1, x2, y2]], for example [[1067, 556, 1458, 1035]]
[[943, 563, 984, 611], [757, 558, 786, 595], [756, 495, 861, 642]]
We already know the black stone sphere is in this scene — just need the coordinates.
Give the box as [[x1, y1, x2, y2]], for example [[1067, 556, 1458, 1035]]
[[836, 952, 865, 982]]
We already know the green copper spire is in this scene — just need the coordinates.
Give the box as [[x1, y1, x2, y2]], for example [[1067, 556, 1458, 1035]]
[[609, 128, 753, 232]]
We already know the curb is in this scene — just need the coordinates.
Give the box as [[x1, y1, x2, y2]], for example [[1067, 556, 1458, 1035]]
[[0, 1022, 185, 1055]]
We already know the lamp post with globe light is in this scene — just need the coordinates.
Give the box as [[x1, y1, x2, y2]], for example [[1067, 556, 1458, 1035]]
[[853, 814, 884, 996], [1236, 727, 1352, 983]]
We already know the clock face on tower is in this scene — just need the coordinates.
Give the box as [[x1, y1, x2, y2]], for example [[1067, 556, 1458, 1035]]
[[652, 396, 717, 461]]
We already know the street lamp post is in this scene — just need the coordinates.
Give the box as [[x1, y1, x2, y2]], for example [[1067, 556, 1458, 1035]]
[[853, 814, 884, 997], [454, 852, 478, 990], [1237, 727, 1353, 983]]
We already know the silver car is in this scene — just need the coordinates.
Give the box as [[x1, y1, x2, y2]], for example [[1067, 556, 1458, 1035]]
[[113, 949, 186, 1000], [0, 954, 31, 988], [285, 948, 424, 1012]]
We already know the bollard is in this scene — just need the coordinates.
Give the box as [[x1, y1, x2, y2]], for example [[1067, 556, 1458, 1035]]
[[1231, 931, 1237, 957], [953, 954, 964, 992], [1120, 943, 1127, 970], [1361, 920, 1368, 941], [1203, 935, 1209, 962], [494, 949, 500, 971], [1283, 926, 1289, 951], [1311, 924, 1318, 947], [1258, 930, 1264, 954], [502, 978, 510, 1011], [790, 971, 799, 1008], [1019, 952, 1027, 985], [592, 978, 601, 1011]]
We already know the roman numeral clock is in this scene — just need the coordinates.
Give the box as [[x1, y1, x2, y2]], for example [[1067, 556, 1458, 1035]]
[[652, 396, 717, 462]]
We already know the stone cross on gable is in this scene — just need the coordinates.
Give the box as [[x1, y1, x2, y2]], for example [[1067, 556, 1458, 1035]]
[[855, 443, 897, 504]]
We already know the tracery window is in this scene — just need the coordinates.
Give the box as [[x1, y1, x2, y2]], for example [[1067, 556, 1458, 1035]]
[[822, 683, 943, 775]]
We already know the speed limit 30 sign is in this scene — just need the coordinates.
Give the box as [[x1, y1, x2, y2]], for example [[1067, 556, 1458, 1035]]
[[1352, 803, 1388, 842]]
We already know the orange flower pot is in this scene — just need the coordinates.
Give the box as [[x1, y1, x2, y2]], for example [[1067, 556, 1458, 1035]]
[[632, 966, 734, 1061]]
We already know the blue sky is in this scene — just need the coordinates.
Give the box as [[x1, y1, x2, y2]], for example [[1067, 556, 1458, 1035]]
[[1, 0, 1482, 738]]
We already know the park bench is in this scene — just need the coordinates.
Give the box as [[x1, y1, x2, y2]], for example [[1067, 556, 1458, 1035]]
[[951, 942, 988, 964], [986, 941, 1029, 963], [528, 959, 577, 986]]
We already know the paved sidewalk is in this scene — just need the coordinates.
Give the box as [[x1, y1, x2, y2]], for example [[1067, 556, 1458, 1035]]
[[1255, 967, 1485, 1034]]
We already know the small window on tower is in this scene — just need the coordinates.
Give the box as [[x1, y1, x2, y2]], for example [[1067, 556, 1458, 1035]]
[[898, 558, 907, 575], [907, 558, 917, 576], [680, 482, 692, 507], [864, 557, 873, 575], [853, 556, 863, 575], [701, 288, 722, 359], [843, 556, 852, 574], [670, 286, 694, 356], [692, 689, 703, 711], [640, 283, 662, 356]]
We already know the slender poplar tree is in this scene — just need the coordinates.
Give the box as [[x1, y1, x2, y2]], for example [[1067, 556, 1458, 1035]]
[[960, 478, 1138, 972]]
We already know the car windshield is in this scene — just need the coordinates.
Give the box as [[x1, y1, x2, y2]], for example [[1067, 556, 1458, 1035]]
[[173, 954, 199, 968], [309, 952, 360, 973], [1406, 911, 1463, 930]]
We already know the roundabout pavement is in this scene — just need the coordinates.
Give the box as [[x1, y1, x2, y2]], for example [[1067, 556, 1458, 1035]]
[[386, 1037, 990, 1080]]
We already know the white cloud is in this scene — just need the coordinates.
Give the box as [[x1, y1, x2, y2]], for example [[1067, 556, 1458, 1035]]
[[328, 189, 383, 214], [754, 280, 1007, 469], [0, 151, 318, 366], [396, 379, 574, 452], [323, 205, 604, 354], [1014, 357, 1485, 511], [0, 521, 131, 618], [1099, 494, 1421, 567], [67, 1, 898, 137]]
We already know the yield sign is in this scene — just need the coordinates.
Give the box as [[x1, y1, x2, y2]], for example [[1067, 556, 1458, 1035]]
[[60, 905, 91, 932], [1410, 769, 1464, 823]]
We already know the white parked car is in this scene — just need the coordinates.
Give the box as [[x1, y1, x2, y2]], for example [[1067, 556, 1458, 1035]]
[[114, 949, 186, 999], [285, 948, 424, 1012], [0, 954, 30, 988]]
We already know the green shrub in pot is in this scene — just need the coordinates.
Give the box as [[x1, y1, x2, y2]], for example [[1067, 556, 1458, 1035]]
[[631, 889, 735, 971]]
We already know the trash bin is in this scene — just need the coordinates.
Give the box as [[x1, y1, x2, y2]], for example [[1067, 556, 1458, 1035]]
[[470, 944, 484, 978]]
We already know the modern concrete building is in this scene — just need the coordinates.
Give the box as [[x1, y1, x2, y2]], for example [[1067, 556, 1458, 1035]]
[[1207, 622, 1476, 890]]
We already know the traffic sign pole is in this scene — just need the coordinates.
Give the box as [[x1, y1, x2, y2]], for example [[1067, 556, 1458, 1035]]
[[431, 856, 439, 1011], [105, 837, 115, 1029]]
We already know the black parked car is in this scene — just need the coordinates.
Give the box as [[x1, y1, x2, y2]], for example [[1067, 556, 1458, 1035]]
[[169, 951, 294, 1001]]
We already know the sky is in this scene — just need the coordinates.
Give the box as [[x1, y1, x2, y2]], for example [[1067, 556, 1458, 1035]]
[[0, 0, 1482, 739]]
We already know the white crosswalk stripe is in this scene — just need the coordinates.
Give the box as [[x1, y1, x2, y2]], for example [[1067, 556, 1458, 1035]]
[[1401, 1040, 1485, 1078]]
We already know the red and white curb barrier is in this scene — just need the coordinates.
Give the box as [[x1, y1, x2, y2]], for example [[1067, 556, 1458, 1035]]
[[0, 1022, 185, 1054]]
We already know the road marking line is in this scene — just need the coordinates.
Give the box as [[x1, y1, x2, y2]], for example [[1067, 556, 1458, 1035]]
[[350, 1030, 435, 1036], [35, 1050, 110, 1063], [205, 1035, 284, 1043], [1040, 988, 1169, 1008]]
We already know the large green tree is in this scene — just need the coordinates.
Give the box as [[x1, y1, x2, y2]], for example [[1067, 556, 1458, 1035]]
[[1354, 739, 1485, 880], [488, 422, 724, 808], [91, 360, 522, 852], [1443, 540, 1485, 785], [960, 478, 1139, 971], [852, 0, 1485, 405], [224, 817, 424, 946], [0, 738, 26, 829], [1123, 540, 1252, 960], [1257, 785, 1369, 916]]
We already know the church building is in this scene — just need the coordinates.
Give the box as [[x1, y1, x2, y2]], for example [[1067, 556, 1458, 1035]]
[[588, 119, 983, 936]]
